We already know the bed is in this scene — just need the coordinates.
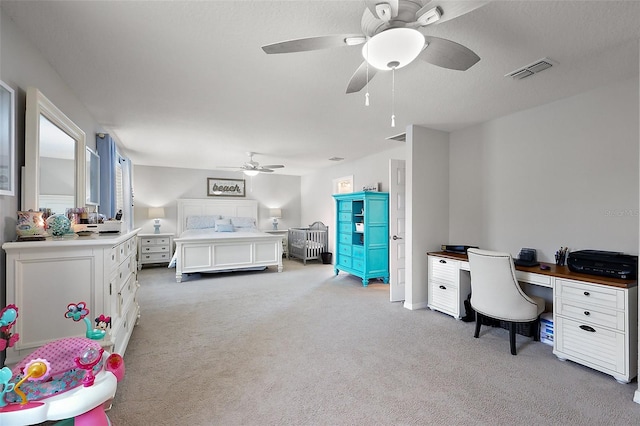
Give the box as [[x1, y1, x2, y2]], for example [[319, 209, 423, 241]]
[[172, 199, 283, 282], [288, 221, 329, 265]]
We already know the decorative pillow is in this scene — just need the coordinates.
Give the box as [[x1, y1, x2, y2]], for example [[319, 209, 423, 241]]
[[186, 216, 219, 229], [214, 218, 232, 231], [216, 224, 234, 232], [230, 217, 256, 229]]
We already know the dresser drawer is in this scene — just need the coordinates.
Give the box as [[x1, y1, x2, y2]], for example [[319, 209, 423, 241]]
[[352, 258, 364, 272], [338, 233, 352, 244], [141, 252, 171, 264], [142, 236, 171, 246], [338, 254, 352, 269], [141, 245, 169, 253], [555, 316, 626, 375], [338, 212, 352, 222], [556, 279, 624, 310], [516, 271, 552, 288], [338, 244, 352, 256], [556, 300, 625, 331], [430, 257, 459, 283], [429, 281, 459, 314], [352, 246, 364, 259]]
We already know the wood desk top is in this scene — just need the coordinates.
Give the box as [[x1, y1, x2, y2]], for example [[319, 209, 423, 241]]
[[427, 251, 637, 289]]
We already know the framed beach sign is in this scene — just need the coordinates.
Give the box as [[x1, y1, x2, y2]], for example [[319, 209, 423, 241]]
[[0, 80, 15, 196], [207, 178, 246, 197]]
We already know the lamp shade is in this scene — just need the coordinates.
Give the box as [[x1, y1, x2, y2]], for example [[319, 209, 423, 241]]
[[362, 28, 425, 70], [269, 208, 282, 219], [148, 207, 165, 219]]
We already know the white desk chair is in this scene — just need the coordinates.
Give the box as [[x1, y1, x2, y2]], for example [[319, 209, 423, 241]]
[[467, 248, 546, 355]]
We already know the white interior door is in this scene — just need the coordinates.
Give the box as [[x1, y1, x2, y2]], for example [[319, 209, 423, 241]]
[[389, 159, 406, 302]]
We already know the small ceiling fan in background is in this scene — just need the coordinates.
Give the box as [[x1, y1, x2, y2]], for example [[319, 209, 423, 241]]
[[262, 0, 488, 94], [217, 152, 285, 176]]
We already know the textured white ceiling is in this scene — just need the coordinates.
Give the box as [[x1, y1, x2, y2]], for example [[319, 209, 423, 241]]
[[2, 1, 639, 175]]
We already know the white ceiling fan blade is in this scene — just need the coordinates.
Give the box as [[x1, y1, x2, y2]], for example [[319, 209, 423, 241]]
[[257, 168, 274, 173], [416, 1, 490, 26], [346, 61, 378, 94], [261, 165, 285, 169], [420, 36, 480, 71], [262, 34, 365, 54]]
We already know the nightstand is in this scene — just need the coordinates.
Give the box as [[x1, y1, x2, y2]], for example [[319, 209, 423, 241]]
[[264, 229, 288, 258], [138, 233, 173, 268]]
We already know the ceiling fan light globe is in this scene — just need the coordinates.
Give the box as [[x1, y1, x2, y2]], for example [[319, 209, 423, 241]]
[[243, 169, 260, 176], [362, 28, 425, 70]]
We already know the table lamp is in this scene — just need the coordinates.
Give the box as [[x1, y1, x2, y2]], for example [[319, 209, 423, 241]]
[[269, 208, 282, 230], [148, 207, 165, 234]]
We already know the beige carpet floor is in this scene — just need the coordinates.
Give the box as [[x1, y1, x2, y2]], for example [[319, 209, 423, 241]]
[[106, 259, 640, 425]]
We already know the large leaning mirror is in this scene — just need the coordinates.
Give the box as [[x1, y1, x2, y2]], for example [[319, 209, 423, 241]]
[[24, 87, 86, 213]]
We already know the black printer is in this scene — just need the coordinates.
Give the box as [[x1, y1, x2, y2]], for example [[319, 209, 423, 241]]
[[567, 250, 638, 280]]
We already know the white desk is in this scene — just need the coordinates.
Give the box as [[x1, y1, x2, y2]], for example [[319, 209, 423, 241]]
[[427, 251, 638, 383]]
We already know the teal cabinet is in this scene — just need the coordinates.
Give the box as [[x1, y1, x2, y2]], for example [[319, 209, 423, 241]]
[[333, 191, 389, 286]]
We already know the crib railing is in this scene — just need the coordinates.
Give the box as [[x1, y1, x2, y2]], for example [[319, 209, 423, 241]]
[[288, 222, 328, 265]]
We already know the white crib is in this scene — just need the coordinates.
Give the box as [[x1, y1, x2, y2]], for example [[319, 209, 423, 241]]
[[288, 221, 329, 265]]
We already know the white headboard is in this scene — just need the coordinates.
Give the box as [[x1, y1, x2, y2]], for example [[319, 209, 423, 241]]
[[176, 198, 259, 235]]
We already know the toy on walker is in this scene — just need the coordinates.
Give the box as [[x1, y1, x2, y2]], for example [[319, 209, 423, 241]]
[[0, 302, 125, 425]]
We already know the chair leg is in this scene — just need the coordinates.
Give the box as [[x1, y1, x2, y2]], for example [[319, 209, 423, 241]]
[[509, 322, 517, 355], [533, 317, 540, 342], [474, 312, 482, 338]]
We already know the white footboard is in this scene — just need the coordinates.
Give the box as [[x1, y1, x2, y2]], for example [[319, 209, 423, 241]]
[[175, 235, 283, 282]]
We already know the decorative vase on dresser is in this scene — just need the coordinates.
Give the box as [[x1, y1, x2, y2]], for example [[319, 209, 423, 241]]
[[333, 191, 389, 286], [2, 229, 141, 365]]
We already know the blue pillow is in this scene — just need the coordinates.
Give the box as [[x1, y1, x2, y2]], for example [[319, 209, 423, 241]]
[[216, 223, 234, 232]]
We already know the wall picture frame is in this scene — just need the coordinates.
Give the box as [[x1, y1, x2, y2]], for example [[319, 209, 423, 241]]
[[207, 178, 246, 197], [0, 80, 15, 196]]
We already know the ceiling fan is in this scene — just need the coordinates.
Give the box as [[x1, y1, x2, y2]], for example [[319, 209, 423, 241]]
[[218, 152, 285, 176], [262, 0, 488, 94]]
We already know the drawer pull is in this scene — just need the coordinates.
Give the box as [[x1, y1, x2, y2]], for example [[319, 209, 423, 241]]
[[584, 311, 590, 316], [439, 285, 446, 290], [579, 325, 596, 333], [439, 259, 447, 264], [583, 291, 590, 296]]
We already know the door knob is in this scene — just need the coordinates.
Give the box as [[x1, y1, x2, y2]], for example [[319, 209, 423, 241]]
[[392, 235, 402, 240]]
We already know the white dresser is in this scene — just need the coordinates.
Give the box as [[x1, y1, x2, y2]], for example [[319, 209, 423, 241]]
[[138, 233, 173, 268], [427, 255, 471, 319], [2, 229, 141, 365], [554, 278, 637, 383]]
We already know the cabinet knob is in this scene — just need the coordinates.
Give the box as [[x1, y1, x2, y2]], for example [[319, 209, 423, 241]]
[[439, 259, 446, 264], [583, 291, 590, 296], [579, 325, 596, 333], [439, 285, 446, 290], [584, 311, 590, 316]]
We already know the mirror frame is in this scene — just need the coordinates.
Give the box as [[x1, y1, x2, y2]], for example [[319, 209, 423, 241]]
[[24, 87, 86, 212], [86, 146, 100, 206]]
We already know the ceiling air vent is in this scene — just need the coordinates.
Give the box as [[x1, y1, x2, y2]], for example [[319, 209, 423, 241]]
[[505, 58, 554, 80], [386, 132, 406, 142]]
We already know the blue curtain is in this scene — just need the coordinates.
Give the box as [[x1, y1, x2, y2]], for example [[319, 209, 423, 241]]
[[97, 133, 117, 218]]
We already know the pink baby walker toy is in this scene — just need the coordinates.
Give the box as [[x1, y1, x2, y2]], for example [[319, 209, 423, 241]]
[[0, 302, 125, 425]]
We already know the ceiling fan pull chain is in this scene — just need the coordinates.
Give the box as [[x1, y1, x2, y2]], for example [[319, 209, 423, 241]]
[[391, 66, 396, 127]]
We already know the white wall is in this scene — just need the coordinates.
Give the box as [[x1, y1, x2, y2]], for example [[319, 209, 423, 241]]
[[132, 165, 301, 234], [449, 77, 639, 262], [300, 145, 405, 253], [404, 125, 449, 309]]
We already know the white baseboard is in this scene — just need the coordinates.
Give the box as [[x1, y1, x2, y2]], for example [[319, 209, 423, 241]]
[[403, 301, 428, 310]]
